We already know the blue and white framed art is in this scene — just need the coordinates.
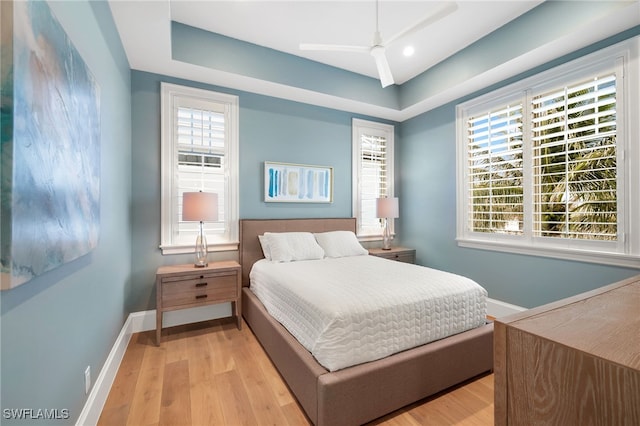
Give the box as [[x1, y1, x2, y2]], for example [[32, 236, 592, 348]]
[[264, 162, 333, 203]]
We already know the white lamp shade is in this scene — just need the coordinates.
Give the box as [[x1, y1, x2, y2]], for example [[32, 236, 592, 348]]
[[376, 197, 399, 219], [182, 192, 218, 222]]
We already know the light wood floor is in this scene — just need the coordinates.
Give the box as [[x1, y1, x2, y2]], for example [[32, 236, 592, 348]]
[[99, 318, 494, 425]]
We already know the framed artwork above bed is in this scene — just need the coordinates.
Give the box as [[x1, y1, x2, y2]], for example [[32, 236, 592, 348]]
[[264, 161, 333, 203]]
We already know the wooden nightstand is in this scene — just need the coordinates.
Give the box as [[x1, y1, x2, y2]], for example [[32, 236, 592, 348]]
[[155, 260, 241, 345], [369, 247, 416, 264]]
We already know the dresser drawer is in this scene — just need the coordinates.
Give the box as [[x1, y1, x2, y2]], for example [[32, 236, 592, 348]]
[[161, 272, 238, 308]]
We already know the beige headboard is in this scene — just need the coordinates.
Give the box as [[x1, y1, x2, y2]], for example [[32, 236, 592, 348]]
[[239, 218, 357, 286]]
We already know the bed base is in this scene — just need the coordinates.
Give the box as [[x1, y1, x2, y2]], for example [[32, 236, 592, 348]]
[[239, 218, 494, 425], [243, 288, 493, 426]]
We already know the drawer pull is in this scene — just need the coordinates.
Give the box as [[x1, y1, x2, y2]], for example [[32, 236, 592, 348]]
[[195, 282, 208, 287], [195, 294, 208, 300]]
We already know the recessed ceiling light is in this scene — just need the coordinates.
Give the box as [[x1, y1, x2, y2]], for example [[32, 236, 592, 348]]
[[403, 46, 415, 57]]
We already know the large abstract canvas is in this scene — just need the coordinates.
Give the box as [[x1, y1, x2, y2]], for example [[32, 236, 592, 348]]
[[1, 0, 101, 290]]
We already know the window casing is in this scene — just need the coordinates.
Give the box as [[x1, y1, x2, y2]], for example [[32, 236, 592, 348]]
[[160, 83, 239, 254], [352, 119, 395, 238], [456, 38, 639, 268]]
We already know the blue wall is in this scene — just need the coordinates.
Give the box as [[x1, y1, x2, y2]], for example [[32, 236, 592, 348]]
[[0, 1, 131, 423], [1, 2, 637, 421], [398, 31, 640, 308], [130, 32, 640, 313], [130, 70, 397, 312]]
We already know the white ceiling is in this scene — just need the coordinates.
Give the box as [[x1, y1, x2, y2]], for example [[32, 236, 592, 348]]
[[109, 0, 639, 120], [110, 0, 543, 85], [168, 0, 542, 84]]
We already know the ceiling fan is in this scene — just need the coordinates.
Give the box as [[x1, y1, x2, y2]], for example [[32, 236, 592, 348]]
[[300, 1, 458, 88]]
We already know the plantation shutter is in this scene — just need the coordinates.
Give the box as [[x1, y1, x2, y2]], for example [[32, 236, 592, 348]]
[[467, 104, 524, 234], [531, 73, 617, 241], [456, 40, 636, 267], [175, 104, 226, 242], [360, 133, 388, 235]]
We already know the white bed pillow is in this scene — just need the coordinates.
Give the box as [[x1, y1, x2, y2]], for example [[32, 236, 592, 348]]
[[258, 235, 272, 260], [264, 232, 325, 262], [314, 231, 368, 258]]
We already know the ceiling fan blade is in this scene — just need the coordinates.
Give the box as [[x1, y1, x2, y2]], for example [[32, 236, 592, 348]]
[[370, 46, 394, 88], [384, 2, 458, 46], [299, 43, 370, 54]]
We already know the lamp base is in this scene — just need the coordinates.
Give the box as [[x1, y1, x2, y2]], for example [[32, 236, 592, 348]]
[[382, 218, 392, 250], [194, 226, 208, 268]]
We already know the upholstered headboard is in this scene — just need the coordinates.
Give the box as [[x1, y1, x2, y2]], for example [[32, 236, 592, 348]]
[[239, 218, 357, 286]]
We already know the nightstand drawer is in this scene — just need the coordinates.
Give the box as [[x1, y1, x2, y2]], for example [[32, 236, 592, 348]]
[[384, 252, 415, 263], [369, 247, 416, 264], [161, 273, 238, 308]]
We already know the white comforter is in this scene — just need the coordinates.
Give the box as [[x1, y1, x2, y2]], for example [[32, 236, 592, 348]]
[[249, 255, 487, 371]]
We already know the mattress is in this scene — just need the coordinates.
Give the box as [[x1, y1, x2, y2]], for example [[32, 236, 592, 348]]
[[249, 255, 487, 371]]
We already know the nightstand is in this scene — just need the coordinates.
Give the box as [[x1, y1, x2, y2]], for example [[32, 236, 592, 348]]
[[369, 247, 416, 264], [155, 260, 241, 345]]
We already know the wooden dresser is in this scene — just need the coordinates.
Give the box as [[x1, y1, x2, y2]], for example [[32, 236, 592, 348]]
[[494, 274, 640, 425]]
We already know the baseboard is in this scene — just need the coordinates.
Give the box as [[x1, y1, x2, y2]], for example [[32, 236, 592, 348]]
[[129, 309, 156, 332], [487, 297, 527, 319], [75, 313, 135, 426], [75, 304, 231, 425]]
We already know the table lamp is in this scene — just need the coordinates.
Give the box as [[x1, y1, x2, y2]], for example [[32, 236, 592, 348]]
[[376, 197, 399, 250], [182, 191, 218, 267]]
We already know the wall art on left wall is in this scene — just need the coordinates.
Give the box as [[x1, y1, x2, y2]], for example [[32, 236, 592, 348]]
[[0, 0, 101, 290]]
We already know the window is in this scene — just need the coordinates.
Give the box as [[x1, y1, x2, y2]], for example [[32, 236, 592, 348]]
[[352, 118, 394, 238], [160, 83, 239, 254], [456, 39, 639, 268]]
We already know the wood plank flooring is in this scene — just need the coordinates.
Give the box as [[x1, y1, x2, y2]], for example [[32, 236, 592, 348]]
[[98, 318, 494, 425]]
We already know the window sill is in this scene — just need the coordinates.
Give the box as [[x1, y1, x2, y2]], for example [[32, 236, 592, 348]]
[[457, 238, 640, 269], [160, 242, 239, 255]]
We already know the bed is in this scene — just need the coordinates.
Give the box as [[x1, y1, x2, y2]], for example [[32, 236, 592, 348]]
[[240, 218, 493, 426]]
